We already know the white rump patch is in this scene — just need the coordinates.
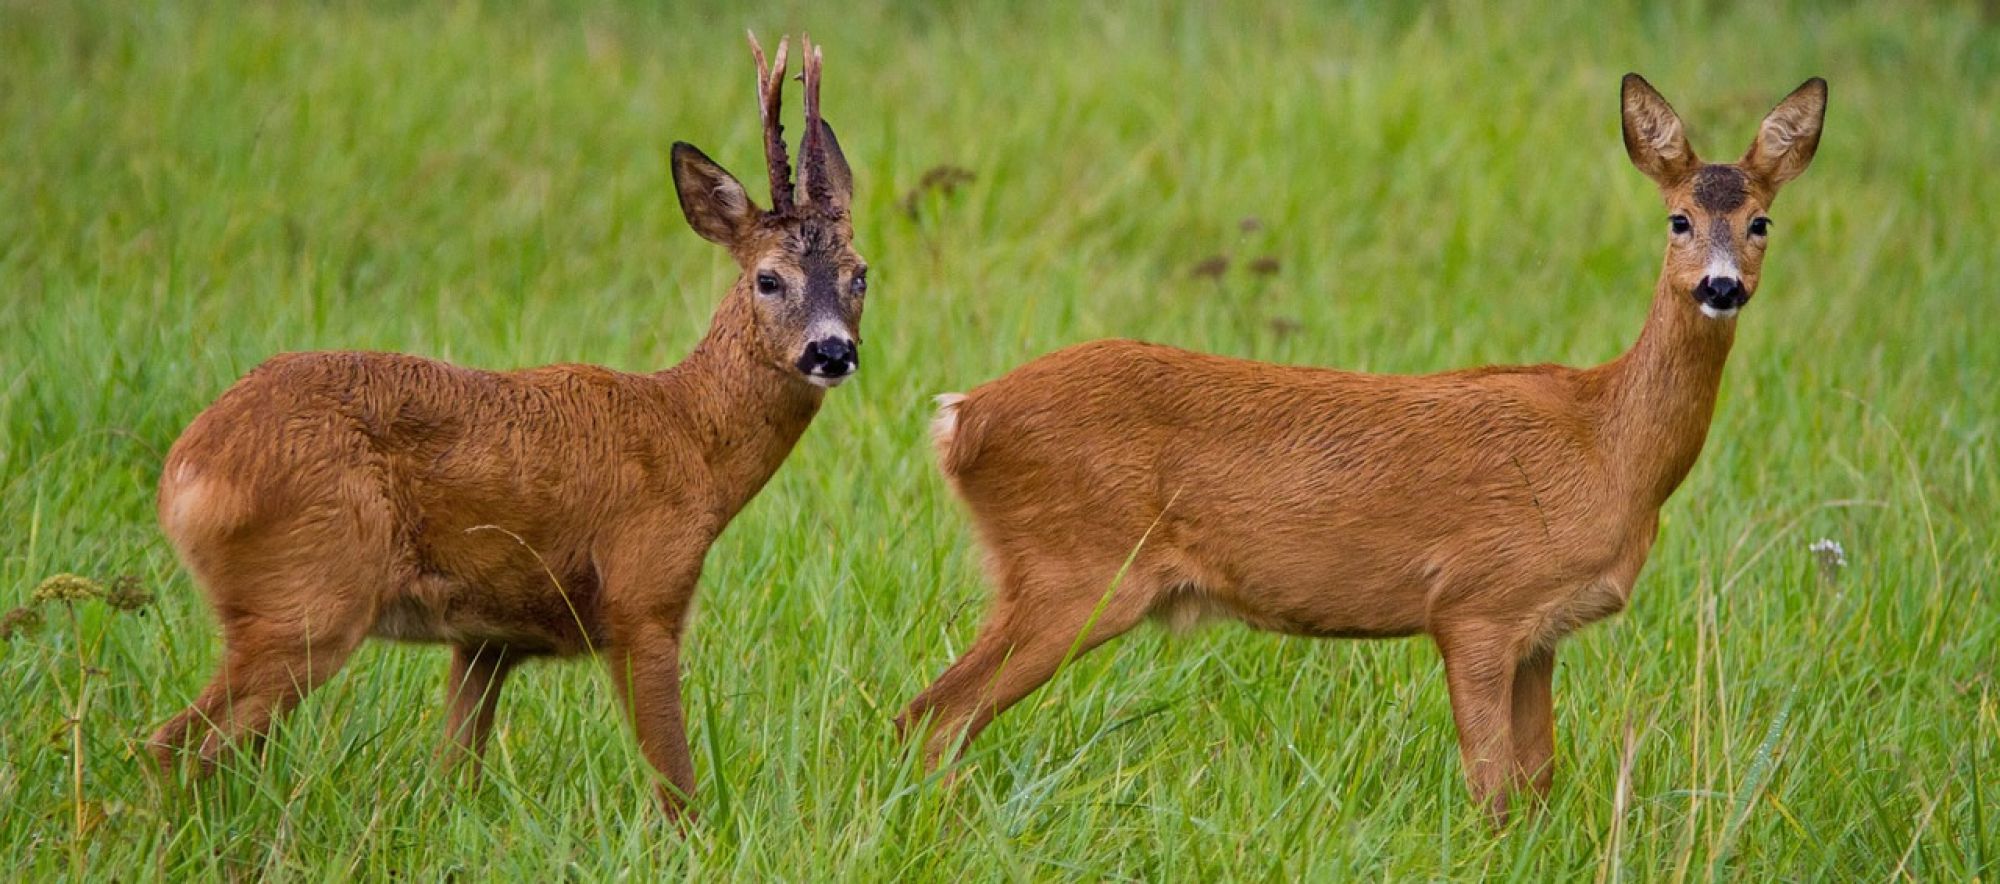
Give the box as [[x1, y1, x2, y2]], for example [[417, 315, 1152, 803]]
[[160, 462, 206, 528], [931, 393, 965, 447]]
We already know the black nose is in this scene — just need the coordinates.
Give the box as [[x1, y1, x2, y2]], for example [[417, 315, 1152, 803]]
[[797, 337, 858, 378], [1693, 276, 1747, 312]]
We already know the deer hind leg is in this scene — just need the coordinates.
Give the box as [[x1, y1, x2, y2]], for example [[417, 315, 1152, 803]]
[[147, 680, 229, 769], [151, 604, 371, 774], [441, 642, 519, 768], [897, 557, 1162, 769], [150, 519, 386, 775]]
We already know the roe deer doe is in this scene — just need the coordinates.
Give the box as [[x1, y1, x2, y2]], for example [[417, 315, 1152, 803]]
[[899, 75, 1826, 821], [149, 33, 867, 818]]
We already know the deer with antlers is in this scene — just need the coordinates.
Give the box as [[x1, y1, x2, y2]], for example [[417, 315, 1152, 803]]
[[899, 75, 1826, 821], [148, 33, 865, 817]]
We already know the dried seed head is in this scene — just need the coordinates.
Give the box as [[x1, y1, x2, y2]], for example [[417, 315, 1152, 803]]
[[1191, 255, 1230, 280], [919, 165, 975, 191], [901, 165, 977, 220], [1, 606, 45, 641], [102, 575, 155, 612], [32, 573, 102, 603]]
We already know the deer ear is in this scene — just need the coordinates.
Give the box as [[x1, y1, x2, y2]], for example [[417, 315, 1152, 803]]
[[671, 142, 758, 245], [809, 119, 854, 215], [1741, 77, 1826, 189], [1621, 74, 1699, 187]]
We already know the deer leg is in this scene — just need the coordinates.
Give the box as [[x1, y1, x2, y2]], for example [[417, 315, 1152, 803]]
[[152, 612, 368, 773], [606, 623, 696, 819], [150, 548, 378, 775], [596, 520, 707, 820], [149, 684, 230, 771], [152, 494, 391, 776], [441, 642, 519, 768], [896, 618, 1014, 767], [1436, 626, 1520, 824], [898, 566, 1158, 769], [1510, 644, 1557, 801]]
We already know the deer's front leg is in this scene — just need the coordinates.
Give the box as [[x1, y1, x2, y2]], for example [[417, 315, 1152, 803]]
[[1435, 624, 1520, 825], [598, 518, 709, 820], [607, 622, 697, 818]]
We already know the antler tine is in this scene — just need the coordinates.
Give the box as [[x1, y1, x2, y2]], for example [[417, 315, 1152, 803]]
[[798, 35, 831, 209], [747, 30, 794, 213]]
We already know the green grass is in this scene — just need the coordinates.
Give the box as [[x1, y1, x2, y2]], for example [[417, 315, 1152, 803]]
[[3, 0, 1996, 878]]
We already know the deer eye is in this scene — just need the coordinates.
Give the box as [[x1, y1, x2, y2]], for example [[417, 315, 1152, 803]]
[[755, 272, 784, 296], [1748, 217, 1771, 237], [1669, 215, 1693, 235], [851, 268, 868, 296]]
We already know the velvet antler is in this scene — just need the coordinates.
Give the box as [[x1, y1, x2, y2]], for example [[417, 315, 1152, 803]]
[[748, 31, 794, 214], [797, 34, 834, 210]]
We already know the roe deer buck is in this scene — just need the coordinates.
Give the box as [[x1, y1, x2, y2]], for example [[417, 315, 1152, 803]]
[[899, 75, 1826, 821], [149, 33, 867, 817]]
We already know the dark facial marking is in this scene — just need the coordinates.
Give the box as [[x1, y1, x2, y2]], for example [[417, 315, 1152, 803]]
[[1691, 165, 1748, 213], [788, 221, 850, 318]]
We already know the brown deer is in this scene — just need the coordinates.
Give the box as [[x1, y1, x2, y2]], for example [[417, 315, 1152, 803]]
[[148, 33, 867, 818], [898, 74, 1825, 821]]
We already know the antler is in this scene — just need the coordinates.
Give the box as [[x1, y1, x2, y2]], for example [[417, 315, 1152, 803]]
[[797, 34, 833, 210], [748, 31, 794, 214]]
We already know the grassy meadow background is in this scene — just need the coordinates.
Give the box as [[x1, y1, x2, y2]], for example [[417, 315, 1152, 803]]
[[3, 0, 1997, 878]]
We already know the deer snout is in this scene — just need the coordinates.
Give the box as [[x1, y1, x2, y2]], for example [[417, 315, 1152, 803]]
[[797, 335, 858, 386], [1693, 275, 1747, 318]]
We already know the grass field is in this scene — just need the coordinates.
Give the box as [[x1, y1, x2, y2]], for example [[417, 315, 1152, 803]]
[[3, 0, 1997, 878]]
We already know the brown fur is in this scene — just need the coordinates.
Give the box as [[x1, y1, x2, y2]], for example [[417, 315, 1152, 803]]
[[148, 35, 866, 820], [898, 75, 1827, 823]]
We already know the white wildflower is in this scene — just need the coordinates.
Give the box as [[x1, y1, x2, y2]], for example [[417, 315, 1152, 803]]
[[1809, 538, 1847, 585]]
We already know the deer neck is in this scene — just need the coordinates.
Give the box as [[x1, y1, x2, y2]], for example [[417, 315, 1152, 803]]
[[658, 288, 826, 515], [1596, 276, 1737, 507]]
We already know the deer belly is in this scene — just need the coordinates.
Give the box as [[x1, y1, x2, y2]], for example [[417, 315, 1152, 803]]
[[369, 573, 599, 654], [1172, 548, 1430, 639], [1246, 581, 1429, 638]]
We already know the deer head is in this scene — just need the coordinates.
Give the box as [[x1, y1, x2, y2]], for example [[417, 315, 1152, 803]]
[[1622, 74, 1826, 319], [671, 33, 867, 387]]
